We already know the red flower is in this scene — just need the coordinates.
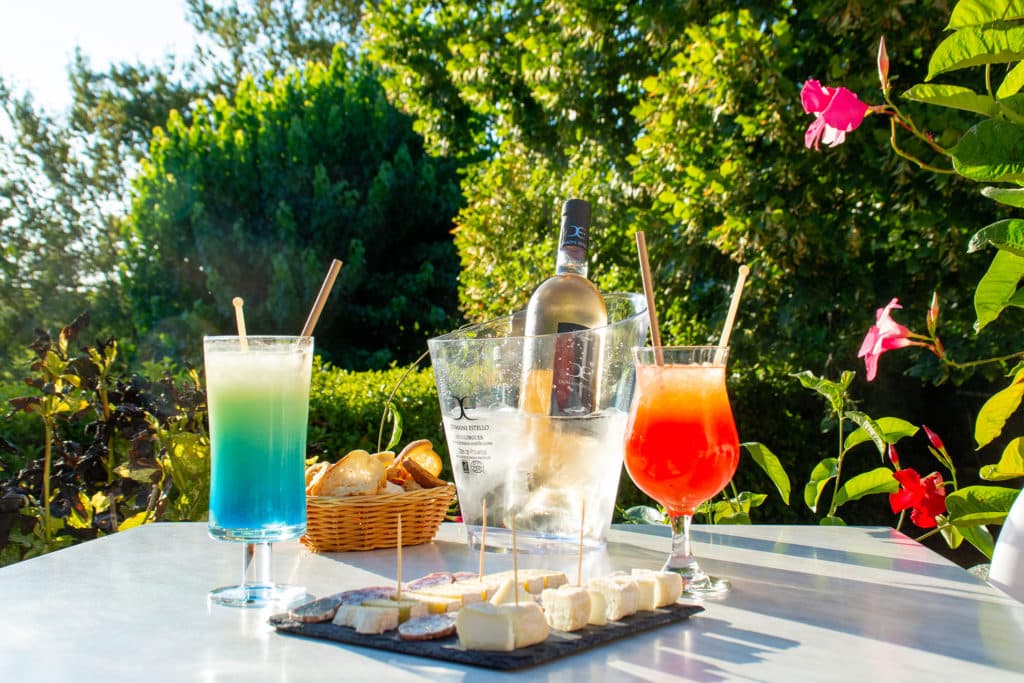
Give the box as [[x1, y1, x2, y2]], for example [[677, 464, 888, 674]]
[[801, 79, 870, 150], [887, 443, 900, 468], [890, 468, 947, 529], [858, 298, 921, 381]]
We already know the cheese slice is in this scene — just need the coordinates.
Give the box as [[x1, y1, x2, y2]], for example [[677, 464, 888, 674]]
[[631, 569, 684, 607], [456, 602, 550, 651], [489, 577, 535, 605], [540, 584, 591, 632], [402, 591, 462, 614], [486, 569, 568, 594], [361, 598, 428, 623], [413, 580, 490, 605]]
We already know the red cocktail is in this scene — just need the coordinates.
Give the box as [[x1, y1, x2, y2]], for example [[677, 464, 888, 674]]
[[624, 346, 739, 593]]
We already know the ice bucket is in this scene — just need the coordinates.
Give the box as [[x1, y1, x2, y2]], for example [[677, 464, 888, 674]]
[[427, 292, 649, 552]]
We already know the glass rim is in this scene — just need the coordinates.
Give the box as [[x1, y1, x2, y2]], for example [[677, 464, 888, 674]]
[[632, 344, 729, 351], [203, 335, 313, 342]]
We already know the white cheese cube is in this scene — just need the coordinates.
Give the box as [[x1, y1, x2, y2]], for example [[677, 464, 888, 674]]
[[587, 576, 639, 622], [332, 604, 399, 634], [456, 601, 550, 651], [540, 584, 591, 632], [361, 598, 428, 623], [631, 569, 684, 607]]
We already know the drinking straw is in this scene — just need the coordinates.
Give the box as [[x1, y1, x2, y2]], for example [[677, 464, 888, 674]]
[[577, 501, 585, 586], [232, 297, 248, 351], [716, 265, 750, 364], [300, 258, 343, 337], [634, 232, 664, 364]]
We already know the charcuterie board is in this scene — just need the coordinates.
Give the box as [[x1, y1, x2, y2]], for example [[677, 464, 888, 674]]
[[269, 602, 703, 671]]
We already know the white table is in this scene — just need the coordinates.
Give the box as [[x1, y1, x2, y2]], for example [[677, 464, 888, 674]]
[[2, 522, 1022, 681]]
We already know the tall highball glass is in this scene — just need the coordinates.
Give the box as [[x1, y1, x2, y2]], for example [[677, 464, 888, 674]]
[[204, 335, 313, 608], [624, 346, 740, 594]]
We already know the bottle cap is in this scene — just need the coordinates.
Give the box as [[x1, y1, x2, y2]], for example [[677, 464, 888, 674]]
[[559, 199, 591, 250]]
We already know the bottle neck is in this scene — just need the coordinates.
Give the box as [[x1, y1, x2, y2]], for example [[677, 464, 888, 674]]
[[555, 244, 589, 278]]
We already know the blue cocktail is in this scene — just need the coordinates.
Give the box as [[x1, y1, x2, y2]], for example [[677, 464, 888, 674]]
[[204, 335, 313, 607]]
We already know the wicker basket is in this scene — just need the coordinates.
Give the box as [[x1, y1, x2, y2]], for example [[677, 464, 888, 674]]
[[302, 484, 456, 552]]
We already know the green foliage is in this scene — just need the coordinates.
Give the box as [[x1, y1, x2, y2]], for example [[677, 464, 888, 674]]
[[123, 51, 463, 369], [0, 316, 211, 565], [307, 357, 447, 477]]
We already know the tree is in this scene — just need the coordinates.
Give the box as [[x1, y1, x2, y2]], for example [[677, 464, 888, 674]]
[[365, 0, 1006, 519], [123, 52, 463, 369]]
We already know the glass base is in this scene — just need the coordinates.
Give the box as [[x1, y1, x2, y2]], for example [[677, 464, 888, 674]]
[[209, 582, 310, 608]]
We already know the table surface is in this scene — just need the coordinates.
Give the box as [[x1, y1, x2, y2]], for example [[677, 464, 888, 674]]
[[2, 522, 1023, 681]]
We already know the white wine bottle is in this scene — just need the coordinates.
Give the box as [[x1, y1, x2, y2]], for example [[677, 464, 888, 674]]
[[520, 199, 608, 416]]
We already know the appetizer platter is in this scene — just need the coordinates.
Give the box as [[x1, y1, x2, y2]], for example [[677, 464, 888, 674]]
[[269, 569, 704, 671]]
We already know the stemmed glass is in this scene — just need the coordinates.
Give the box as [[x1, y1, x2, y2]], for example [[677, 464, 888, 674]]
[[204, 335, 314, 608], [624, 346, 740, 594]]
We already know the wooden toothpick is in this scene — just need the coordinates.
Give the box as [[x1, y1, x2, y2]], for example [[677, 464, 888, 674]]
[[397, 514, 403, 602], [511, 514, 519, 607], [478, 499, 487, 580]]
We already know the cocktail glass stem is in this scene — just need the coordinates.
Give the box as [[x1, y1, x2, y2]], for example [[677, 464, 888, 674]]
[[209, 542, 307, 608], [243, 542, 273, 589], [666, 514, 730, 595]]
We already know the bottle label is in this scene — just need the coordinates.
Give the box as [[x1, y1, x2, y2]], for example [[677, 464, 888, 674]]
[[550, 322, 598, 415], [559, 223, 589, 251]]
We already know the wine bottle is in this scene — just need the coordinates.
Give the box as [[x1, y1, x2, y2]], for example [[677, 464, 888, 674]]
[[520, 198, 608, 416]]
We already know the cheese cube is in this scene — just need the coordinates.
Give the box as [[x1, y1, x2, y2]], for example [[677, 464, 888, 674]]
[[631, 569, 684, 607], [413, 581, 488, 605], [587, 576, 639, 622], [540, 585, 591, 632], [586, 587, 608, 626], [456, 602, 550, 651], [332, 604, 399, 634], [485, 569, 568, 594], [612, 571, 656, 611]]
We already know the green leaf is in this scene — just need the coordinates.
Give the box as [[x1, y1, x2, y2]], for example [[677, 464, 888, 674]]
[[118, 511, 151, 531], [998, 62, 1024, 98], [792, 370, 844, 414], [804, 457, 838, 513], [843, 411, 886, 456], [715, 510, 752, 524], [383, 401, 404, 452], [959, 523, 997, 559], [981, 437, 1024, 480], [621, 505, 666, 525], [952, 119, 1024, 183], [845, 417, 919, 454], [902, 84, 997, 116], [742, 441, 791, 504], [948, 0, 1024, 29], [951, 511, 1009, 526], [927, 25, 1024, 80], [940, 519, 965, 549], [975, 368, 1024, 447], [832, 467, 900, 509], [968, 218, 1024, 255], [946, 485, 1020, 520], [820, 515, 846, 526], [981, 186, 1024, 208], [973, 249, 1024, 331]]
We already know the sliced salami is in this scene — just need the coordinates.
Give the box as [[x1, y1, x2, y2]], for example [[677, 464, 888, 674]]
[[289, 593, 345, 623], [398, 613, 457, 641], [450, 571, 478, 582], [338, 586, 397, 605], [404, 571, 455, 591]]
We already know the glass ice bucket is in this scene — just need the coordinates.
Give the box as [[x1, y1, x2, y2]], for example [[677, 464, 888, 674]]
[[427, 292, 649, 553]]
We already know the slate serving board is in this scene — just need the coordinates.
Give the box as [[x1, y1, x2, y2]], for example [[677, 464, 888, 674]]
[[269, 602, 704, 671]]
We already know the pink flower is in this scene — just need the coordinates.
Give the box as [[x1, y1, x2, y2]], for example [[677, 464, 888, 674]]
[[858, 298, 917, 381], [922, 424, 946, 453], [801, 79, 870, 150], [890, 468, 947, 529]]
